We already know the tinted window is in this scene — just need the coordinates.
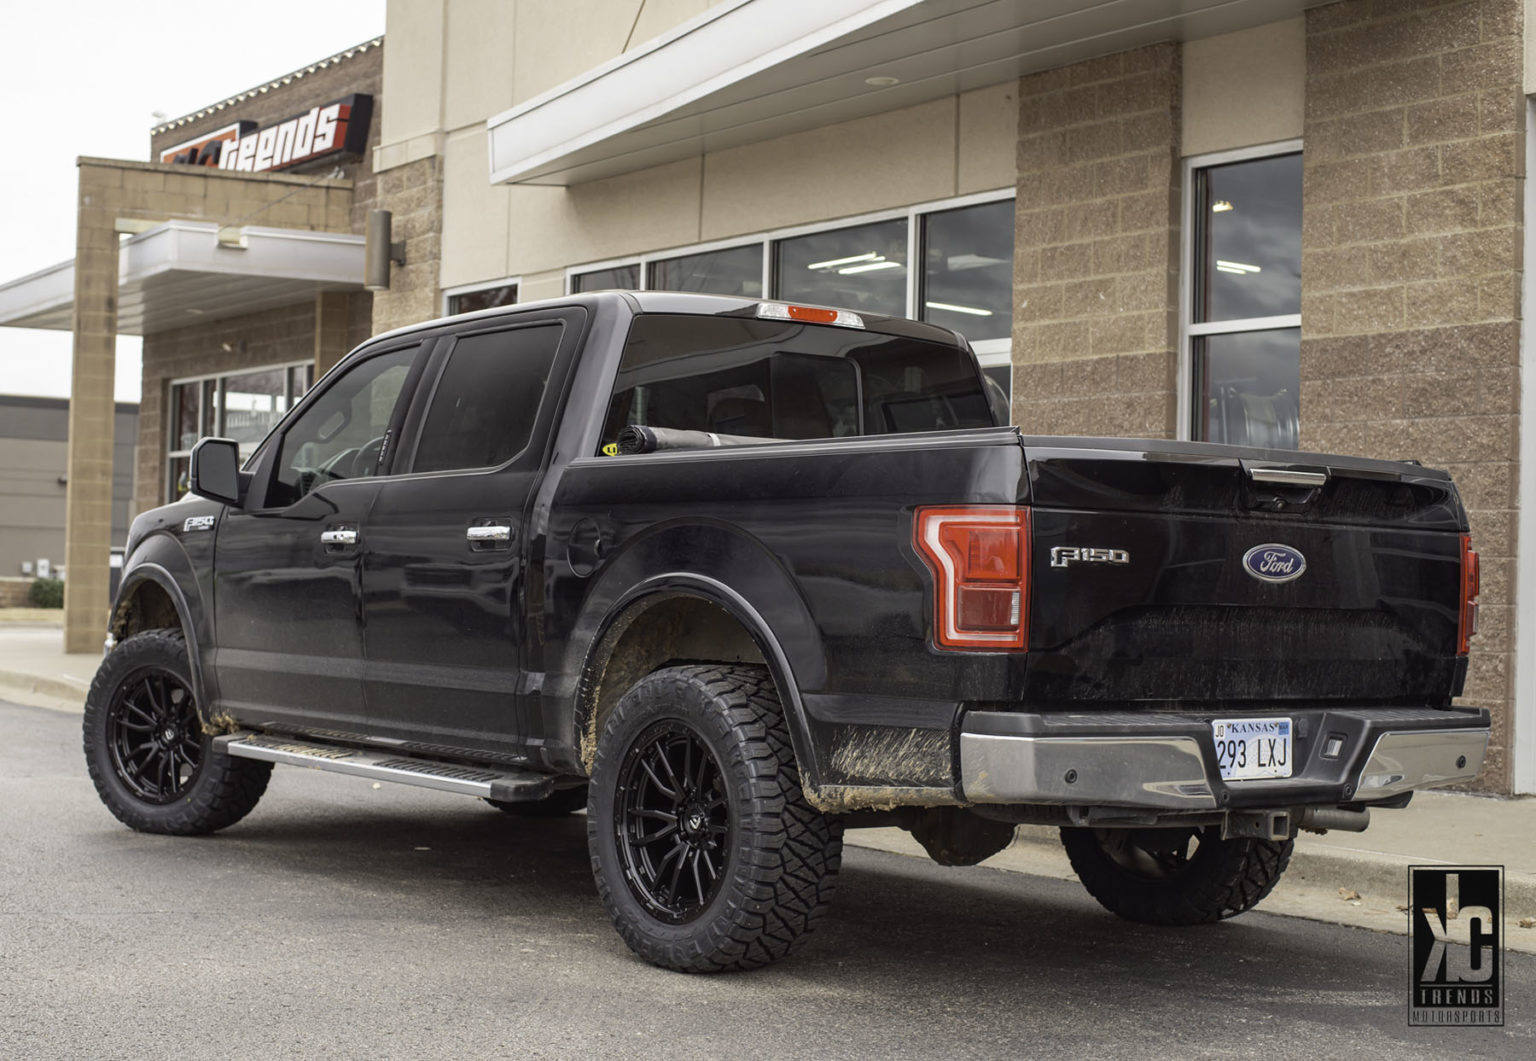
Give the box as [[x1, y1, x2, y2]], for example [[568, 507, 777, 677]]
[[600, 315, 993, 453], [922, 200, 1014, 341], [1195, 153, 1302, 323], [269, 346, 418, 507], [412, 325, 563, 473]]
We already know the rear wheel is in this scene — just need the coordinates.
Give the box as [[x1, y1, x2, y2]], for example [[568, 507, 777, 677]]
[[83, 629, 271, 835], [589, 664, 843, 972], [1060, 825, 1292, 925]]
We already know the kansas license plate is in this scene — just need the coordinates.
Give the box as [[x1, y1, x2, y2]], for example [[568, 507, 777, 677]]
[[1211, 717, 1293, 781]]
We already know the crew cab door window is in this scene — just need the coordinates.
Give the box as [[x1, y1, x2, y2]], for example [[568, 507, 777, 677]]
[[409, 325, 563, 473], [267, 347, 417, 507]]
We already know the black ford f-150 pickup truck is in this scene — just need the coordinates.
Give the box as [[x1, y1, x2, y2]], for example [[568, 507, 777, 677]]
[[86, 291, 1489, 972]]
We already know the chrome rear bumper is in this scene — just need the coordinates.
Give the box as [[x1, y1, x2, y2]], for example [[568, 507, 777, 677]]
[[959, 708, 1489, 811]]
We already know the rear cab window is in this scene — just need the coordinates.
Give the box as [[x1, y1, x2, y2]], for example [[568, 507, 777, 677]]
[[598, 314, 995, 455]]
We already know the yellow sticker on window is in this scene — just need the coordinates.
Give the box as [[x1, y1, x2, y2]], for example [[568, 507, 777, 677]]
[[602, 442, 619, 456]]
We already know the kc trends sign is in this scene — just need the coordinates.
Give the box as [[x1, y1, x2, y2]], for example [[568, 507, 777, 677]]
[[159, 94, 373, 174]]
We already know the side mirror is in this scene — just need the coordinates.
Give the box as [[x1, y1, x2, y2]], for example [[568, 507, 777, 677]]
[[189, 437, 245, 507]]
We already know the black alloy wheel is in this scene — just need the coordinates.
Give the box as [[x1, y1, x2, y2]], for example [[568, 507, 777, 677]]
[[614, 720, 731, 923], [84, 628, 271, 835], [105, 668, 203, 804], [588, 664, 843, 972]]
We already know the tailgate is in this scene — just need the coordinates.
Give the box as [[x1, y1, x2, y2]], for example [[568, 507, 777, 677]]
[[1021, 439, 1468, 707]]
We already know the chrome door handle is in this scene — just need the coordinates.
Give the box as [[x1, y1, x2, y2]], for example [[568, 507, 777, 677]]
[[320, 528, 358, 546], [466, 525, 512, 542]]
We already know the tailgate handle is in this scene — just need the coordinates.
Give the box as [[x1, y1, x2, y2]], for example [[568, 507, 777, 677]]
[[1248, 467, 1328, 487]]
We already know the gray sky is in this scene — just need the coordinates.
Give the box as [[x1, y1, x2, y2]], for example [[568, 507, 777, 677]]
[[0, 0, 386, 403]]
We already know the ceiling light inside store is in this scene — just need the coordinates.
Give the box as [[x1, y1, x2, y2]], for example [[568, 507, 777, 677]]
[[1212, 201, 1234, 212], [946, 254, 1007, 272], [839, 259, 903, 274], [808, 252, 878, 270], [1215, 259, 1261, 275], [925, 301, 993, 316], [865, 75, 900, 87]]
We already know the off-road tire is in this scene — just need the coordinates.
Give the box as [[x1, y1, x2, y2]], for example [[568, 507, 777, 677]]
[[589, 664, 843, 972], [1060, 825, 1292, 925], [83, 628, 271, 835], [486, 785, 589, 817]]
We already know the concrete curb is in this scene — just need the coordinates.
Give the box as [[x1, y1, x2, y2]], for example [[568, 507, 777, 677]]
[[1009, 824, 1536, 915], [0, 669, 88, 711]]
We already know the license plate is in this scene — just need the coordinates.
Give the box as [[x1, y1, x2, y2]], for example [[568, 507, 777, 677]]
[[1211, 717, 1293, 781]]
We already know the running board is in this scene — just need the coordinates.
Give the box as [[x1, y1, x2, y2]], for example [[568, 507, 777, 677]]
[[217, 733, 554, 802]]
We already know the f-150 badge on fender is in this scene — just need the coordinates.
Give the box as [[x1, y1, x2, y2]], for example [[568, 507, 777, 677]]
[[1243, 543, 1306, 583], [182, 515, 216, 533]]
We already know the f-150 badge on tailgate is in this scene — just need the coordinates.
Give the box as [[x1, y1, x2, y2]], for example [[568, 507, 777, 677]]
[[1243, 543, 1306, 583], [1050, 546, 1130, 568]]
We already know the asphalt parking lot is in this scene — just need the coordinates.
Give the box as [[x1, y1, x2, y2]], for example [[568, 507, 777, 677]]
[[3, 697, 1531, 1059]]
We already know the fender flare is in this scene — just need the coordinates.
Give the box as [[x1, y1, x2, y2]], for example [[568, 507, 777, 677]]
[[110, 559, 215, 719], [579, 572, 826, 792]]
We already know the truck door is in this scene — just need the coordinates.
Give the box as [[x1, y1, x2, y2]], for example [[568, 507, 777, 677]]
[[359, 311, 581, 758], [212, 343, 424, 734]]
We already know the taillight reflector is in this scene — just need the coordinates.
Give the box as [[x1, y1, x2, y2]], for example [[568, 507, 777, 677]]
[[1459, 534, 1479, 656], [756, 302, 865, 329], [914, 506, 1030, 650]]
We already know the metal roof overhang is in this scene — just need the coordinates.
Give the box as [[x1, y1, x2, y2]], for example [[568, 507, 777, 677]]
[[487, 0, 1314, 188], [0, 221, 366, 336]]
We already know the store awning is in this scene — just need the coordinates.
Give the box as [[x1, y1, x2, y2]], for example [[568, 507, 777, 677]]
[[486, 0, 1313, 187], [0, 220, 366, 336]]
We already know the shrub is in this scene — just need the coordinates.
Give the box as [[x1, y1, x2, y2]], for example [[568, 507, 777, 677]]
[[28, 577, 64, 609]]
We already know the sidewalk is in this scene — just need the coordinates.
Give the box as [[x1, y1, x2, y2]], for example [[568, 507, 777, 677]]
[[3, 620, 1531, 946], [0, 618, 97, 708]]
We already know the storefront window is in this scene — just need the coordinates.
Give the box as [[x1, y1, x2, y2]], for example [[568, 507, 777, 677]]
[[921, 200, 1014, 342], [447, 282, 518, 314], [648, 245, 762, 297], [1188, 149, 1302, 448], [564, 193, 1016, 404], [166, 361, 313, 500], [573, 264, 640, 292], [774, 219, 908, 318]]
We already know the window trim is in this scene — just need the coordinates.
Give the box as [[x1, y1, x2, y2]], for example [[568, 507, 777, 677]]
[[1176, 138, 1303, 442], [441, 275, 522, 316]]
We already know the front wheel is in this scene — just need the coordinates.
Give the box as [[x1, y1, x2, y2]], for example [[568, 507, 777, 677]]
[[1060, 825, 1292, 925], [83, 629, 271, 835], [588, 664, 843, 972]]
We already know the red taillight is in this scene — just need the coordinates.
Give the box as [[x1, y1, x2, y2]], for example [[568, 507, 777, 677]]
[[914, 506, 1030, 650], [1459, 534, 1479, 656]]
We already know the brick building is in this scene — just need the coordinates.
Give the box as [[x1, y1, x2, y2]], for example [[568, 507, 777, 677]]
[[1, 0, 1532, 793]]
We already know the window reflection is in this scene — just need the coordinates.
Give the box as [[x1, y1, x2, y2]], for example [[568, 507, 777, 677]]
[[573, 265, 640, 292], [448, 283, 518, 314], [1196, 153, 1302, 323], [221, 368, 288, 451], [774, 219, 908, 317], [1194, 328, 1300, 449], [922, 201, 1014, 341], [648, 245, 762, 296]]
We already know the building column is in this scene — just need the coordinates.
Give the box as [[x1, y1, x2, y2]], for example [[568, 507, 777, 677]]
[[63, 163, 122, 653], [1010, 42, 1182, 438], [314, 291, 353, 376], [1300, 0, 1523, 793]]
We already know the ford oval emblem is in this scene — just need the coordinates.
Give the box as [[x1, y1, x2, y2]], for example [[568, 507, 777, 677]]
[[1243, 543, 1307, 584]]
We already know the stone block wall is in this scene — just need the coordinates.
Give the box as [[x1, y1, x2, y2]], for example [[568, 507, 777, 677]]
[[1010, 43, 1182, 438], [370, 156, 444, 334], [1300, 0, 1523, 791]]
